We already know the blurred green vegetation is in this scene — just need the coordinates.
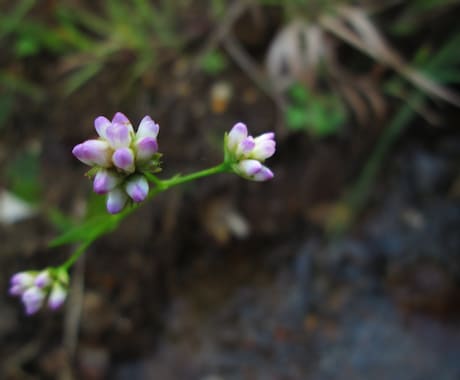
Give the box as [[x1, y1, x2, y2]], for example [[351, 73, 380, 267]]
[[199, 50, 228, 76], [285, 83, 346, 136], [329, 32, 460, 236], [6, 149, 41, 203], [1, 0, 459, 231]]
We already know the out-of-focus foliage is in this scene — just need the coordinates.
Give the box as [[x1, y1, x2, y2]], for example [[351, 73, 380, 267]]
[[328, 31, 460, 235], [55, 0, 186, 94], [6, 149, 41, 203], [285, 83, 346, 136], [265, 0, 460, 135], [392, 0, 460, 35], [200, 50, 228, 76], [0, 1, 46, 128]]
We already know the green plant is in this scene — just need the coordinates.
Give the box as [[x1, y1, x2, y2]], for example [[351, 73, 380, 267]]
[[199, 50, 228, 76], [54, 0, 186, 94], [328, 33, 460, 236], [285, 83, 346, 136], [9, 117, 276, 315]]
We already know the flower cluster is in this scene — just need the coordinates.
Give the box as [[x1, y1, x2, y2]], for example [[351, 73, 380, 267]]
[[72, 113, 160, 214], [9, 269, 68, 315], [225, 122, 275, 181]]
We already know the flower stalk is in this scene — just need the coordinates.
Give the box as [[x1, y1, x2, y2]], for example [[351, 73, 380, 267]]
[[9, 116, 276, 315]]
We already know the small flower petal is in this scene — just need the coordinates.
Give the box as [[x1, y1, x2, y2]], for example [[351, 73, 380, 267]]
[[9, 284, 24, 296], [11, 272, 34, 287], [48, 285, 67, 310], [93, 169, 120, 194], [252, 165, 274, 181], [106, 188, 128, 214], [72, 140, 112, 167], [227, 122, 248, 151], [136, 116, 159, 140], [135, 137, 158, 162], [112, 112, 132, 127], [94, 116, 111, 139], [254, 132, 275, 143], [22, 287, 45, 315], [125, 175, 149, 202], [106, 123, 132, 149], [237, 159, 262, 177], [235, 160, 273, 181], [237, 136, 256, 156], [112, 148, 135, 173], [250, 139, 276, 161], [35, 270, 51, 288]]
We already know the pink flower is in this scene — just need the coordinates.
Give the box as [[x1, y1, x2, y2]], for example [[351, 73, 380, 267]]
[[125, 175, 149, 203], [9, 269, 69, 315], [226, 122, 276, 181], [73, 113, 161, 213]]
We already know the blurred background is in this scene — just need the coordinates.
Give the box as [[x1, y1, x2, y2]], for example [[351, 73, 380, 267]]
[[1, 0, 460, 379]]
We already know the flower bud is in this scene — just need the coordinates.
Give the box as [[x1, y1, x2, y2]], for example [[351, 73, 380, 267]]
[[236, 160, 274, 181], [48, 284, 67, 310], [112, 148, 135, 173], [135, 137, 158, 163], [251, 133, 276, 161], [72, 140, 112, 167], [226, 122, 276, 181], [34, 270, 51, 288], [227, 122, 248, 151], [10, 272, 34, 287], [73, 113, 162, 212], [252, 165, 274, 181], [136, 115, 159, 140], [106, 188, 128, 214], [22, 287, 45, 315], [106, 121, 132, 149], [94, 116, 111, 139], [93, 169, 120, 194], [9, 272, 34, 295], [125, 175, 149, 203]]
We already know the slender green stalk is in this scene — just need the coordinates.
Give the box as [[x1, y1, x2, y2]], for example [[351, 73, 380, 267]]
[[61, 240, 94, 271], [160, 162, 231, 189], [56, 161, 232, 272]]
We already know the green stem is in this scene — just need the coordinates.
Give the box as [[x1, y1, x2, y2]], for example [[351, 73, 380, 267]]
[[61, 239, 94, 271], [157, 162, 231, 189], [58, 161, 232, 271]]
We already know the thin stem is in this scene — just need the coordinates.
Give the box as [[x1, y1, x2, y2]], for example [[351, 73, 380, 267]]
[[61, 240, 94, 271], [160, 162, 231, 189], [58, 161, 232, 271]]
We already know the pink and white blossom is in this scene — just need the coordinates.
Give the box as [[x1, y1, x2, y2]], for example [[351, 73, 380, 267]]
[[73, 113, 161, 213], [226, 122, 276, 181]]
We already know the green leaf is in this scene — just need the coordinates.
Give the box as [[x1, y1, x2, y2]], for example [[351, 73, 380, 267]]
[[15, 35, 40, 57], [49, 214, 118, 247], [286, 106, 309, 130], [285, 83, 346, 136], [47, 209, 75, 232], [64, 62, 103, 95], [288, 83, 310, 104], [0, 0, 36, 39], [200, 50, 228, 75]]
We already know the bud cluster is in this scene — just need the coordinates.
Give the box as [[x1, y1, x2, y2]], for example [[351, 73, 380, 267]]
[[9, 269, 69, 315], [72, 112, 160, 214], [225, 122, 276, 181]]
